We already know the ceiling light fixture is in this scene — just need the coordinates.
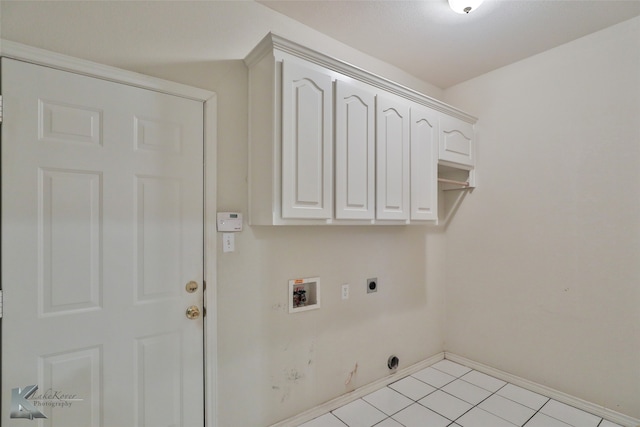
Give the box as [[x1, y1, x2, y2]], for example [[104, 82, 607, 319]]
[[448, 0, 484, 14]]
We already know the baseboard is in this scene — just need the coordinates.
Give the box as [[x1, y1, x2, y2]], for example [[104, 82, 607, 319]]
[[444, 352, 640, 427], [269, 352, 445, 427], [270, 352, 639, 427]]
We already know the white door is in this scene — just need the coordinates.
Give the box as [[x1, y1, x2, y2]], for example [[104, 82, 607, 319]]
[[1, 58, 205, 426]]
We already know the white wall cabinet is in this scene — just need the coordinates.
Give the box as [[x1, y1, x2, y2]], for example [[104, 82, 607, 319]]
[[281, 60, 333, 219], [439, 114, 475, 169], [410, 105, 439, 221], [245, 33, 477, 225], [376, 94, 410, 221], [335, 79, 376, 220]]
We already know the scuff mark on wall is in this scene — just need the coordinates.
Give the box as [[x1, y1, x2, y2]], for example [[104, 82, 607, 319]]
[[271, 340, 317, 405], [285, 368, 305, 383], [345, 362, 358, 386], [270, 367, 307, 404], [280, 386, 290, 403], [308, 342, 315, 366], [271, 302, 287, 312]]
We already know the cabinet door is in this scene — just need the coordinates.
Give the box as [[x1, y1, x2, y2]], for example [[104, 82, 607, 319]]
[[410, 106, 439, 221], [376, 94, 410, 221], [335, 80, 375, 220], [281, 60, 333, 219], [439, 115, 474, 168]]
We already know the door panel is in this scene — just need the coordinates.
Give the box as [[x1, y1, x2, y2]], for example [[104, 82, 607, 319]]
[[281, 60, 333, 219], [410, 105, 439, 221], [335, 79, 375, 220], [439, 115, 474, 167], [1, 58, 204, 427], [40, 168, 102, 314], [376, 94, 410, 221]]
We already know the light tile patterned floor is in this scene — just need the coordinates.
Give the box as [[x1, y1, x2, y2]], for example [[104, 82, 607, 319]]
[[298, 359, 622, 427]]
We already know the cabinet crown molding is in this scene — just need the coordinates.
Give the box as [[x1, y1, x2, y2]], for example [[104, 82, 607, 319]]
[[244, 32, 477, 124]]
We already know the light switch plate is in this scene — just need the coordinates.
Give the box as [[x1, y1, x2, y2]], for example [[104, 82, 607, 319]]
[[223, 233, 234, 252], [341, 284, 349, 300]]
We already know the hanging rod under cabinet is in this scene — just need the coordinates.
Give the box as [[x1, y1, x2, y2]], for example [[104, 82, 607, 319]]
[[438, 177, 471, 188]]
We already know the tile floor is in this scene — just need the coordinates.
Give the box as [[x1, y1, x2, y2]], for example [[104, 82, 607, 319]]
[[298, 359, 622, 427]]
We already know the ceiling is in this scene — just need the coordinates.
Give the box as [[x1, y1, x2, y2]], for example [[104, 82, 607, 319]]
[[258, 0, 640, 88], [1, 1, 639, 90]]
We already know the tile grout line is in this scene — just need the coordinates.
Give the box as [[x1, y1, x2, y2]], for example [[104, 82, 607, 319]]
[[450, 381, 519, 427], [444, 353, 634, 427], [412, 367, 472, 424], [390, 367, 557, 427], [521, 403, 546, 427], [460, 379, 539, 427], [378, 368, 468, 427], [301, 361, 619, 427], [406, 364, 500, 426], [528, 398, 605, 427], [432, 363, 606, 427], [432, 365, 498, 426], [415, 364, 481, 426], [332, 397, 381, 427], [465, 382, 516, 426]]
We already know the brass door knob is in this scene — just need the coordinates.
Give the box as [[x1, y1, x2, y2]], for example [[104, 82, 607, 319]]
[[186, 305, 200, 319], [185, 281, 198, 293]]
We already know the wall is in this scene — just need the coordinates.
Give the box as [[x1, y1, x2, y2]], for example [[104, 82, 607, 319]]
[[443, 17, 640, 419], [0, 2, 446, 425], [206, 53, 447, 423], [153, 56, 447, 427]]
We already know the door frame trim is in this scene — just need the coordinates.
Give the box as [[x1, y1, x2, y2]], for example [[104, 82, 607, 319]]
[[0, 40, 213, 101], [0, 39, 218, 427]]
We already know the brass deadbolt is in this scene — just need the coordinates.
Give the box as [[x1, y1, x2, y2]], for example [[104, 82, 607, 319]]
[[185, 281, 198, 293]]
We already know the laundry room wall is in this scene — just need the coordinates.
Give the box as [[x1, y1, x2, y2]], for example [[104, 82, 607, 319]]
[[442, 16, 640, 419]]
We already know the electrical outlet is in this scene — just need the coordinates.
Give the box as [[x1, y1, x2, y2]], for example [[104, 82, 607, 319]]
[[367, 278, 378, 293], [341, 284, 349, 300]]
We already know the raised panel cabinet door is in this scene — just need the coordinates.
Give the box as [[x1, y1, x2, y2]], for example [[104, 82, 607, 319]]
[[410, 105, 439, 221], [335, 80, 375, 220], [376, 94, 410, 221], [281, 60, 333, 219], [439, 114, 475, 168]]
